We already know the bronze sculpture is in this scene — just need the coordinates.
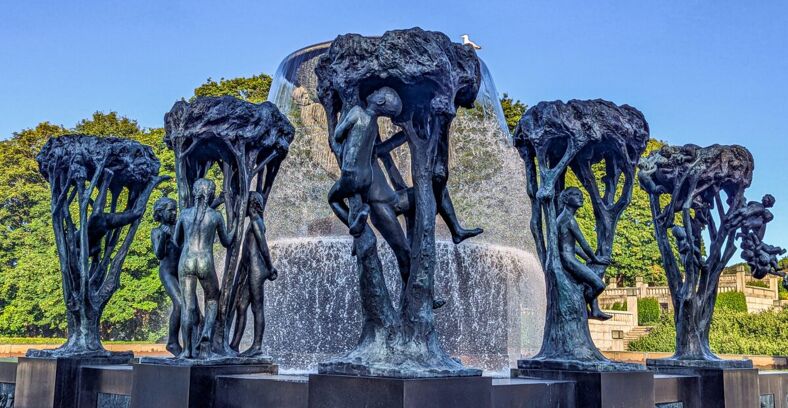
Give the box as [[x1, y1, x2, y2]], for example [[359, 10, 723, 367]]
[[229, 191, 278, 357], [639, 144, 782, 367], [163, 96, 293, 359], [514, 99, 649, 370], [33, 135, 167, 357], [314, 28, 483, 377], [151, 197, 184, 356]]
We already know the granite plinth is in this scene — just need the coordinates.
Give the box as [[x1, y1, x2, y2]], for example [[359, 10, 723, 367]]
[[653, 374, 701, 408], [759, 371, 788, 408], [308, 374, 492, 408], [130, 360, 278, 408], [647, 357, 753, 369], [14, 354, 132, 408], [78, 364, 133, 408], [648, 366, 759, 408], [214, 374, 308, 408], [491, 377, 575, 407], [514, 367, 654, 408]]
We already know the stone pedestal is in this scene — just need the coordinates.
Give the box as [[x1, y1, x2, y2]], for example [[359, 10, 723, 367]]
[[308, 374, 492, 408], [14, 353, 132, 408], [653, 374, 701, 408], [514, 365, 654, 408], [648, 364, 759, 408], [130, 359, 278, 408], [78, 365, 133, 408], [214, 374, 309, 408], [759, 371, 788, 408], [491, 377, 575, 407], [0, 360, 17, 408]]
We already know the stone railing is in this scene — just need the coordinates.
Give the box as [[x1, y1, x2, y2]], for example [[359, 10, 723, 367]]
[[601, 269, 781, 314]]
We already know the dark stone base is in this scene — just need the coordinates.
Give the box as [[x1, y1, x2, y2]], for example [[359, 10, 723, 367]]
[[78, 365, 133, 408], [513, 368, 654, 408], [654, 374, 702, 408], [130, 360, 278, 408], [518, 357, 647, 372], [759, 371, 788, 408], [308, 374, 492, 408], [14, 354, 132, 408], [647, 357, 753, 369], [648, 365, 759, 407], [215, 374, 309, 408], [491, 377, 575, 407]]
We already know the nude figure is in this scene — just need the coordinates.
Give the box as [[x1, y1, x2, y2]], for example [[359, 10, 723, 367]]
[[151, 197, 184, 356], [557, 187, 612, 321], [328, 87, 402, 237], [173, 178, 236, 358], [230, 192, 278, 357]]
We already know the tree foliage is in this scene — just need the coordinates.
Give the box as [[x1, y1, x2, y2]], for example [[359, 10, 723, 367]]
[[500, 93, 526, 133], [192, 74, 272, 104]]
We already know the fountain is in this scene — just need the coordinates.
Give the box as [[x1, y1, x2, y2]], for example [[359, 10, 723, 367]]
[[242, 40, 544, 374]]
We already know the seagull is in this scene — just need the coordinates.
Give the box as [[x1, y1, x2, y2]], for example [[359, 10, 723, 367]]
[[461, 34, 481, 50]]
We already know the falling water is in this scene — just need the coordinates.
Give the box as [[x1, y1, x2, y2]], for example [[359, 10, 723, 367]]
[[226, 40, 547, 372]]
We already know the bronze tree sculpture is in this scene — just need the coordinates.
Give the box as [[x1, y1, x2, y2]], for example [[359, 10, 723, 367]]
[[33, 135, 167, 357], [314, 28, 483, 377], [164, 96, 293, 358], [639, 144, 780, 367], [514, 100, 649, 370]]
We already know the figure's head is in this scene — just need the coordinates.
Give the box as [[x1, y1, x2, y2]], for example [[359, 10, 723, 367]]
[[192, 178, 216, 204], [153, 197, 177, 224], [762, 194, 776, 208], [559, 187, 583, 209], [248, 191, 265, 215], [366, 87, 402, 118]]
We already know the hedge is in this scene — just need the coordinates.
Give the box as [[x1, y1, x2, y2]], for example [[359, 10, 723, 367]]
[[637, 298, 660, 325], [716, 291, 747, 313]]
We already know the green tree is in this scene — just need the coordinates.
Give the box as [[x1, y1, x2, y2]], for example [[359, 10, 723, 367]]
[[500, 93, 526, 133], [193, 74, 272, 104]]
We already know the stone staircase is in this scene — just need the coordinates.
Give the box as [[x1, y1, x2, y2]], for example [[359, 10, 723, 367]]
[[623, 326, 654, 349]]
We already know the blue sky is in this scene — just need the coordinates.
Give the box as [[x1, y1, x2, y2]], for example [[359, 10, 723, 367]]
[[2, 1, 788, 255]]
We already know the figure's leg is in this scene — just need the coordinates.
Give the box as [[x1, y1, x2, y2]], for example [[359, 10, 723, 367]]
[[328, 181, 351, 227], [434, 179, 483, 244], [161, 271, 183, 355], [244, 255, 267, 356], [198, 268, 221, 355], [348, 193, 370, 237], [370, 202, 410, 284], [178, 276, 198, 358], [230, 283, 250, 352], [566, 259, 610, 321]]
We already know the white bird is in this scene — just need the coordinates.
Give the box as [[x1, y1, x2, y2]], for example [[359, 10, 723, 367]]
[[461, 34, 481, 50]]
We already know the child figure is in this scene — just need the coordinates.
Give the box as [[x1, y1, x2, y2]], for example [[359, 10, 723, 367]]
[[557, 187, 612, 321], [328, 87, 402, 237], [174, 178, 236, 358]]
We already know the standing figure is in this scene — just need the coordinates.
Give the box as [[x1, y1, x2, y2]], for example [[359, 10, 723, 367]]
[[151, 197, 184, 356], [556, 188, 611, 320], [230, 192, 278, 357], [174, 178, 236, 358], [328, 87, 402, 237]]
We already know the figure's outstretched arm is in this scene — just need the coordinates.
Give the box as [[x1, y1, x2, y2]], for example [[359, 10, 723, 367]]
[[571, 220, 599, 261], [251, 217, 274, 270], [217, 213, 235, 248], [173, 216, 184, 248], [375, 130, 407, 155], [102, 209, 143, 231]]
